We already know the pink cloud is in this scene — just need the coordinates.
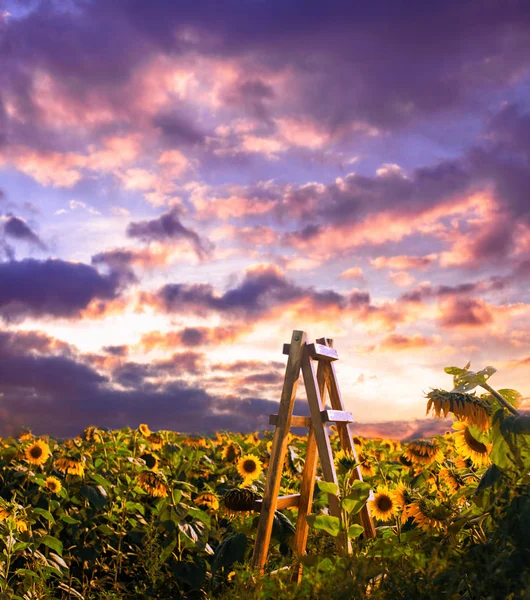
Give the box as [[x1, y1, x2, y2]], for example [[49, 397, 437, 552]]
[[340, 266, 364, 279]]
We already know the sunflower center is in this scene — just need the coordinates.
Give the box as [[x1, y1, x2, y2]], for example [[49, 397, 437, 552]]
[[243, 459, 257, 473], [30, 446, 43, 459], [226, 446, 237, 461], [463, 427, 488, 454], [376, 495, 393, 512]]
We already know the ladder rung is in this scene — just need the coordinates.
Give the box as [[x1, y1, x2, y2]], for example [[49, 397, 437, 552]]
[[254, 494, 301, 512], [269, 414, 311, 427], [283, 342, 339, 362], [321, 409, 354, 424]]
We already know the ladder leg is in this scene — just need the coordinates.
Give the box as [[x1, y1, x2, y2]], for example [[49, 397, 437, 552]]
[[251, 330, 307, 571], [291, 359, 328, 583], [301, 349, 351, 554], [325, 360, 376, 539]]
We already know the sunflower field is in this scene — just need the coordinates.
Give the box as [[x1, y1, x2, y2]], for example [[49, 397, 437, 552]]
[[0, 364, 529, 600]]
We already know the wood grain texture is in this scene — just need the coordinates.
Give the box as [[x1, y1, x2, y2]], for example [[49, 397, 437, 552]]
[[251, 330, 307, 570]]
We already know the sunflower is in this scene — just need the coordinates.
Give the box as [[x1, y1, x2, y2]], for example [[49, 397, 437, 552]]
[[84, 425, 102, 443], [352, 436, 364, 449], [439, 468, 463, 494], [408, 499, 451, 531], [137, 471, 168, 498], [15, 520, 28, 533], [335, 449, 357, 473], [195, 493, 220, 511], [392, 483, 415, 521], [236, 454, 262, 483], [403, 440, 444, 466], [0, 506, 27, 533], [223, 488, 260, 512], [55, 457, 85, 476], [368, 486, 398, 522], [359, 454, 375, 477], [0, 507, 10, 521], [44, 476, 62, 495], [147, 433, 164, 450], [139, 452, 159, 470], [452, 422, 491, 467], [138, 424, 151, 437], [426, 389, 491, 430], [399, 454, 413, 467], [24, 440, 51, 466], [18, 429, 33, 442]]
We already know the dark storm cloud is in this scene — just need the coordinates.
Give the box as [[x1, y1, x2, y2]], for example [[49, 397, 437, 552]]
[[126, 209, 213, 259], [150, 265, 370, 318], [3, 0, 530, 154], [0, 258, 121, 321]]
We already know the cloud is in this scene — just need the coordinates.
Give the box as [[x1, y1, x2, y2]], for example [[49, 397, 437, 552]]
[[126, 208, 214, 260], [139, 325, 248, 350], [2, 215, 46, 250], [0, 258, 121, 321]]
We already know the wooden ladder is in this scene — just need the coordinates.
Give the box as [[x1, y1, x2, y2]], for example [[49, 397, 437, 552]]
[[251, 330, 376, 580]]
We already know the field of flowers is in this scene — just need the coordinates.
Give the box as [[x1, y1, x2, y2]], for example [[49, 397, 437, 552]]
[[0, 364, 529, 599]]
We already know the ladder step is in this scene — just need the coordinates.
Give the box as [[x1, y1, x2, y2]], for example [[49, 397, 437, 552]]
[[269, 410, 354, 427], [283, 342, 339, 361], [254, 494, 301, 512], [321, 409, 354, 424]]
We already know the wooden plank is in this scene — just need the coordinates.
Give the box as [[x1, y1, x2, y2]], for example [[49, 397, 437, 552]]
[[307, 343, 339, 362], [282, 343, 290, 356], [326, 360, 376, 539], [269, 414, 311, 428], [251, 330, 307, 570], [254, 494, 300, 511], [301, 347, 350, 553], [291, 345, 329, 583], [321, 409, 354, 423]]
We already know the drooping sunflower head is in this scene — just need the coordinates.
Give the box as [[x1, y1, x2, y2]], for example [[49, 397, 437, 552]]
[[24, 440, 51, 466], [138, 423, 151, 437], [352, 436, 364, 449], [45, 476, 62, 495], [369, 486, 397, 522], [335, 449, 357, 473], [18, 429, 33, 442], [358, 453, 374, 477], [408, 498, 451, 531], [137, 471, 168, 498], [426, 389, 491, 430], [83, 425, 102, 443], [236, 454, 263, 483], [222, 442, 241, 462], [403, 439, 444, 466], [392, 483, 415, 520], [139, 452, 159, 470], [223, 488, 259, 512], [185, 436, 205, 449], [438, 468, 464, 494], [452, 422, 491, 468], [195, 493, 220, 511], [55, 456, 85, 476]]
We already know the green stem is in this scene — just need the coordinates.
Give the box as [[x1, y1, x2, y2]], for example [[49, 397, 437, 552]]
[[480, 382, 520, 416]]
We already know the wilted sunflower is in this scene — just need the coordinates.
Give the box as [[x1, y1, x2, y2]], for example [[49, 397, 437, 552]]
[[55, 457, 85, 476], [236, 454, 263, 482], [452, 422, 491, 467], [137, 471, 168, 498], [147, 433, 164, 450], [426, 389, 491, 430], [222, 442, 241, 462], [408, 499, 451, 531], [25, 440, 51, 466], [195, 493, 220, 511], [369, 486, 397, 522], [392, 483, 415, 521], [403, 440, 444, 466], [139, 452, 159, 470], [44, 476, 62, 495], [439, 468, 464, 494], [138, 423, 151, 437], [224, 488, 260, 512], [83, 425, 102, 443]]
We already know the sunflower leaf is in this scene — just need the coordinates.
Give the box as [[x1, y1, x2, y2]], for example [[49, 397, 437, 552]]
[[211, 532, 247, 574], [306, 514, 341, 537], [317, 481, 339, 496]]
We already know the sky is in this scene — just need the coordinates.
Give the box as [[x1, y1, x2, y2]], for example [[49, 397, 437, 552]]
[[1, 0, 530, 439]]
